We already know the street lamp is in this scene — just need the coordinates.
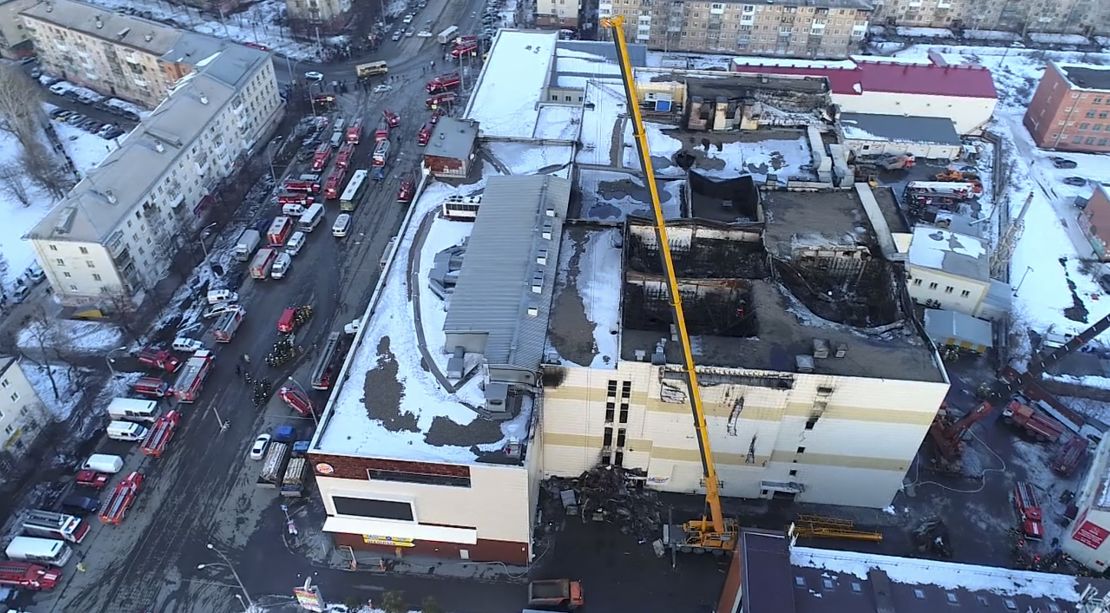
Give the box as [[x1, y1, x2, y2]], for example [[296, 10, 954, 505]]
[[200, 543, 255, 611], [106, 345, 128, 376], [1015, 266, 1034, 294], [199, 222, 219, 260]]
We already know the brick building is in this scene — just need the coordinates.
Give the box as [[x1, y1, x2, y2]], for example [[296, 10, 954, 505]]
[[1024, 62, 1110, 153], [1078, 185, 1110, 261], [422, 118, 478, 179]]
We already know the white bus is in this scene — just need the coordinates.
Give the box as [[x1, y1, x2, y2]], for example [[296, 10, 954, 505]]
[[298, 203, 325, 233], [5, 537, 73, 566], [106, 397, 159, 423], [340, 170, 369, 212]]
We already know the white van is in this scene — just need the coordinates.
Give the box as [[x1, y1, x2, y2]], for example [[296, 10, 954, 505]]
[[106, 397, 159, 422], [298, 203, 325, 233], [271, 253, 292, 279], [282, 203, 306, 216], [207, 289, 238, 305], [172, 336, 204, 352], [286, 231, 306, 256], [82, 454, 124, 474], [332, 213, 351, 238], [107, 420, 149, 442]]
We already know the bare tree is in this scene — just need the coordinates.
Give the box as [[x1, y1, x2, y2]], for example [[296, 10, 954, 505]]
[[21, 140, 73, 200], [99, 287, 139, 337], [0, 161, 30, 206], [25, 307, 61, 400], [0, 64, 46, 151]]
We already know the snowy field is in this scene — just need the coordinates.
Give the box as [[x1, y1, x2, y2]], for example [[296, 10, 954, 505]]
[[79, 0, 334, 61], [17, 319, 124, 355]]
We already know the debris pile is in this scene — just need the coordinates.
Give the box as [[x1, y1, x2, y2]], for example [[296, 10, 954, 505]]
[[912, 517, 952, 558], [543, 466, 663, 544]]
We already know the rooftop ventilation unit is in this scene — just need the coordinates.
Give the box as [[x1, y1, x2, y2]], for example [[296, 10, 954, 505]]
[[153, 141, 165, 153], [199, 93, 209, 104], [94, 15, 103, 28], [536, 248, 548, 265], [54, 206, 77, 235], [144, 32, 154, 42], [531, 271, 544, 294], [117, 28, 131, 39], [104, 189, 117, 204], [813, 338, 829, 359], [541, 221, 553, 240], [795, 354, 815, 373]]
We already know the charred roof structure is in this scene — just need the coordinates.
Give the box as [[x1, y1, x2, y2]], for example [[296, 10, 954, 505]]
[[619, 186, 942, 383], [683, 75, 831, 132]]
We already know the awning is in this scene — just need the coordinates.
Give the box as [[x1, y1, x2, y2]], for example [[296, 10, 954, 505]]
[[322, 516, 477, 545]]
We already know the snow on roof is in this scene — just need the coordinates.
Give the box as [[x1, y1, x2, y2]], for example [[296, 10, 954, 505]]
[[1057, 62, 1110, 90], [907, 226, 989, 281], [839, 113, 961, 145], [792, 546, 1082, 602], [923, 308, 993, 348], [464, 29, 557, 139], [314, 180, 537, 464], [546, 226, 623, 369], [732, 58, 997, 99]]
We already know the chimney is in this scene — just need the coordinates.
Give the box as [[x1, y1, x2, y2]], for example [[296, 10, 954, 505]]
[[145, 32, 153, 42], [95, 15, 103, 28]]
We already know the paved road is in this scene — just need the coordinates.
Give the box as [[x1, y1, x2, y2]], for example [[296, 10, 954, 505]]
[[19, 1, 512, 610]]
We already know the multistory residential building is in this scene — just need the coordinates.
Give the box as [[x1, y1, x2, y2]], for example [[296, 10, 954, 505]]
[[599, 0, 873, 59], [25, 40, 283, 309], [0, 0, 36, 59], [0, 357, 49, 475], [285, 0, 352, 36], [871, 0, 1108, 35], [1024, 62, 1110, 154], [536, 0, 581, 28]]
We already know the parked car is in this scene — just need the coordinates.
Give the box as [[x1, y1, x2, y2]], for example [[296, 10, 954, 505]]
[[402, 14, 413, 23], [202, 303, 239, 319], [373, 84, 393, 93], [250, 433, 271, 460], [304, 71, 324, 82], [1051, 156, 1078, 169], [24, 264, 45, 284], [1063, 176, 1087, 187], [102, 127, 125, 140], [49, 108, 69, 119], [391, 30, 403, 41], [171, 337, 204, 352], [10, 283, 31, 304]]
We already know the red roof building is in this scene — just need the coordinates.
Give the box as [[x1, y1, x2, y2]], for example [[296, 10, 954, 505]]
[[732, 54, 998, 134]]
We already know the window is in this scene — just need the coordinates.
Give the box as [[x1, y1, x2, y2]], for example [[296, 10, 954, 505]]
[[92, 274, 102, 281], [333, 496, 414, 521], [928, 282, 938, 290], [805, 416, 818, 430], [565, 95, 572, 101], [851, 582, 862, 593], [79, 246, 89, 254], [1100, 138, 1109, 146], [0, 379, 8, 388], [822, 578, 834, 589], [1087, 110, 1097, 118], [603, 427, 613, 447], [55, 258, 64, 267], [48, 244, 57, 251], [368, 467, 471, 488], [86, 260, 95, 268], [913, 278, 922, 286], [944, 286, 954, 294], [960, 289, 970, 297], [1087, 137, 1097, 145], [946, 593, 959, 604], [796, 446, 806, 454], [788, 469, 797, 476], [794, 576, 806, 587], [10, 392, 19, 402], [1100, 112, 1109, 119], [914, 589, 925, 599], [4, 425, 12, 436], [1081, 123, 1090, 129], [1074, 136, 1084, 144], [605, 402, 615, 422]]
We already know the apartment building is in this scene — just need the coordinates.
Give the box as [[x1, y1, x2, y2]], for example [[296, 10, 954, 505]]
[[536, 0, 581, 28], [25, 41, 283, 309], [20, 0, 204, 108], [0, 357, 49, 473], [871, 0, 1108, 35], [599, 0, 873, 58], [1078, 185, 1110, 261], [0, 0, 36, 59], [1024, 62, 1110, 154], [285, 0, 353, 36]]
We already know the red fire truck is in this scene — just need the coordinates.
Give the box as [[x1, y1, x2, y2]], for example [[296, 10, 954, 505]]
[[426, 72, 461, 93], [279, 384, 314, 417], [450, 40, 478, 58], [283, 179, 320, 194], [1052, 436, 1089, 476], [398, 178, 415, 203], [372, 140, 391, 167], [136, 347, 180, 373], [324, 167, 348, 200], [173, 350, 213, 403], [132, 376, 171, 398], [75, 469, 109, 490], [335, 142, 355, 170], [99, 471, 144, 525], [267, 216, 294, 246], [22, 510, 90, 544], [0, 561, 61, 591], [278, 193, 314, 206], [426, 92, 457, 109], [311, 143, 332, 172], [374, 120, 390, 142], [383, 109, 400, 128], [1013, 481, 1044, 541], [417, 122, 433, 146], [141, 410, 181, 458], [430, 107, 446, 124], [346, 120, 363, 145]]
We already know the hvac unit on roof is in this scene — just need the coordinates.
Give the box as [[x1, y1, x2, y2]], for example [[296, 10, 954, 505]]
[[531, 271, 544, 294], [199, 93, 209, 104], [94, 15, 103, 29], [541, 221, 553, 240], [144, 32, 154, 42], [104, 189, 118, 204], [117, 28, 131, 39], [536, 248, 548, 265]]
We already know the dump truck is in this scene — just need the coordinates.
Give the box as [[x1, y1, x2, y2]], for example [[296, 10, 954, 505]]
[[528, 579, 584, 610], [280, 458, 308, 497], [212, 307, 245, 343], [258, 441, 290, 488], [233, 229, 261, 262], [1002, 400, 1065, 443]]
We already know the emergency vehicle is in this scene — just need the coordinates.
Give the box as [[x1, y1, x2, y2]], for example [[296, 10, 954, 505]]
[[335, 142, 355, 170], [426, 92, 457, 108], [131, 376, 171, 398], [346, 120, 363, 145], [425, 72, 461, 93], [383, 109, 400, 128], [141, 410, 181, 458], [311, 143, 332, 172], [136, 347, 180, 373], [173, 350, 213, 403], [99, 471, 144, 525], [283, 179, 320, 194], [324, 167, 348, 200], [0, 561, 60, 591], [417, 122, 433, 146]]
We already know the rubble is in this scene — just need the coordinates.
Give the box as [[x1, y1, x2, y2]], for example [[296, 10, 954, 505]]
[[541, 466, 664, 544]]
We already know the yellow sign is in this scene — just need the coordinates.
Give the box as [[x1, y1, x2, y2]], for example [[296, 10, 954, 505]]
[[363, 535, 415, 547]]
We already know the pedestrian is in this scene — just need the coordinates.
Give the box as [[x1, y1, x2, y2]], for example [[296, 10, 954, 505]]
[[235, 364, 242, 377]]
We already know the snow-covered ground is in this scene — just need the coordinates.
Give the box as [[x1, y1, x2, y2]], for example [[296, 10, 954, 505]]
[[895, 27, 955, 39], [1028, 32, 1091, 46], [53, 120, 122, 175], [17, 319, 124, 355], [79, 0, 336, 61]]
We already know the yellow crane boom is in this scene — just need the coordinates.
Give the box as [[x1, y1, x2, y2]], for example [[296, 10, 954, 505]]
[[601, 16, 736, 552]]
